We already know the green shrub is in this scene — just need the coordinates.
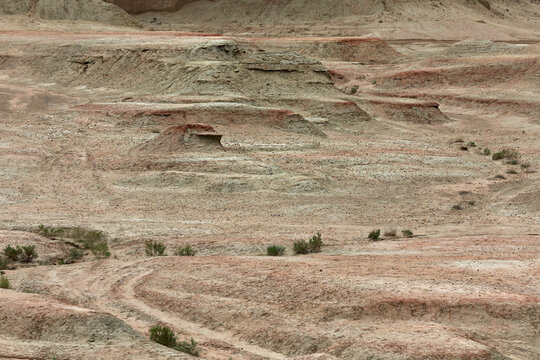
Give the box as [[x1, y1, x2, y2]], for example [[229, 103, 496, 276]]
[[467, 142, 476, 147], [492, 148, 520, 162], [293, 240, 309, 255], [77, 229, 106, 250], [349, 85, 359, 94], [175, 338, 200, 357], [149, 325, 200, 356], [402, 230, 413, 238], [0, 275, 10, 289], [308, 233, 323, 253], [3, 245, 21, 261], [38, 225, 65, 238], [266, 245, 285, 256], [149, 325, 178, 348], [483, 148, 491, 156], [19, 245, 38, 263], [0, 256, 11, 270], [145, 241, 166, 256], [69, 247, 84, 260], [175, 245, 196, 256], [91, 242, 111, 259], [368, 229, 381, 241]]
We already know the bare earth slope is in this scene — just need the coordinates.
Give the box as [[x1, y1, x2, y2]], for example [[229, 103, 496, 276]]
[[110, 0, 540, 40], [0, 1, 539, 360], [0, 0, 139, 27]]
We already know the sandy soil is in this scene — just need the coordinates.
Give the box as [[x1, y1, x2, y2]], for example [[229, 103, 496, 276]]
[[0, 2, 539, 360]]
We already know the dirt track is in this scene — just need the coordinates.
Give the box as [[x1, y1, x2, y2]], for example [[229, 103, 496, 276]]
[[0, 2, 539, 360]]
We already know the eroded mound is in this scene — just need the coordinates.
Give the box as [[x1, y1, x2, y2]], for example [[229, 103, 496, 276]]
[[0, 0, 139, 26], [0, 290, 183, 359], [140, 123, 223, 152]]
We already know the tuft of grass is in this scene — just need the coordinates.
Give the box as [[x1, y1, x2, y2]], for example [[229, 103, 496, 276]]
[[308, 233, 323, 253], [266, 245, 285, 256], [38, 225, 64, 238], [520, 162, 531, 169], [368, 229, 381, 241], [384, 229, 397, 237], [483, 148, 491, 156], [494, 174, 506, 180], [149, 325, 200, 357], [69, 247, 84, 260], [175, 338, 200, 357], [3, 245, 21, 261], [0, 275, 10, 289], [145, 241, 166, 256], [492, 148, 520, 162], [467, 142, 476, 147], [91, 242, 111, 259], [19, 245, 38, 263], [402, 230, 413, 238], [452, 204, 463, 211], [506, 169, 518, 174], [175, 245, 196, 257], [293, 240, 309, 255]]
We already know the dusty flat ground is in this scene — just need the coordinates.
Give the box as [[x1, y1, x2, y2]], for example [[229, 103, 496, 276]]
[[0, 11, 539, 360]]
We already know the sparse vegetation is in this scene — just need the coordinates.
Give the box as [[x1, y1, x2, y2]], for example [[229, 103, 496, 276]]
[[293, 233, 324, 254], [506, 169, 518, 174], [349, 85, 359, 94], [76, 229, 106, 250], [483, 148, 491, 156], [520, 162, 531, 169], [3, 245, 22, 261], [149, 325, 199, 356], [467, 141, 476, 147], [402, 230, 413, 238], [452, 204, 463, 211], [0, 275, 10, 289], [145, 241, 166, 256], [266, 245, 285, 256], [0, 256, 11, 270], [2, 245, 37, 263], [175, 245, 196, 257], [91, 242, 111, 259], [492, 148, 520, 162], [308, 233, 323, 253], [38, 224, 64, 238], [175, 338, 200, 357], [149, 325, 177, 348], [293, 240, 309, 254], [384, 229, 397, 237], [38, 225, 106, 249], [494, 174, 506, 180], [69, 247, 84, 260], [368, 229, 381, 241], [19, 245, 38, 263]]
